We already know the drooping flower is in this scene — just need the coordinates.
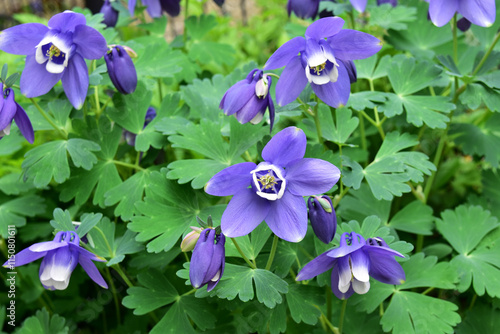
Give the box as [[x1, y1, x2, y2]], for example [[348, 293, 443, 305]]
[[426, 0, 495, 27], [100, 0, 119, 28], [205, 127, 340, 242], [296, 232, 405, 299], [189, 229, 226, 291], [128, 0, 181, 18], [3, 231, 108, 290], [220, 69, 275, 131], [181, 226, 204, 252], [105, 45, 138, 95], [308, 195, 337, 244], [264, 17, 380, 108], [123, 107, 156, 146], [0, 83, 34, 143], [287, 0, 320, 19], [0, 11, 107, 109]]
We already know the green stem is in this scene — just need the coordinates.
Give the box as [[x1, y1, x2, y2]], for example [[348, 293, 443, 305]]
[[296, 97, 314, 116], [326, 287, 332, 322], [157, 78, 163, 103], [112, 264, 133, 288], [379, 302, 384, 316], [105, 267, 121, 324], [338, 299, 348, 334], [265, 235, 279, 271], [358, 110, 367, 152], [322, 313, 340, 334], [112, 160, 145, 171], [29, 98, 68, 139], [369, 79, 385, 139], [266, 73, 280, 80], [468, 293, 477, 310], [314, 104, 324, 144], [422, 287, 434, 295], [181, 289, 197, 297], [472, 30, 500, 77], [231, 238, 257, 269], [93, 61, 101, 117], [135, 151, 141, 167]]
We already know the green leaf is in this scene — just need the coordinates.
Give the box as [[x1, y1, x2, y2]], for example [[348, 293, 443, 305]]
[[167, 118, 267, 189], [189, 41, 235, 66], [47, 99, 72, 129], [0, 173, 35, 195], [272, 241, 298, 278], [341, 156, 364, 190], [338, 183, 391, 224], [459, 83, 500, 112], [49, 208, 75, 232], [133, 41, 182, 78], [388, 200, 434, 235], [107, 81, 153, 134], [150, 296, 216, 334], [388, 56, 442, 95], [0, 195, 45, 237], [363, 132, 435, 200], [456, 302, 500, 334], [398, 253, 457, 290], [381, 291, 460, 334], [347, 91, 387, 112], [22, 139, 101, 188], [104, 170, 151, 221], [436, 205, 500, 297], [450, 114, 500, 167], [206, 264, 288, 308], [368, 4, 417, 30], [436, 205, 499, 255], [18, 308, 68, 334], [76, 213, 103, 238], [129, 169, 226, 253], [122, 269, 178, 315], [355, 54, 391, 81], [318, 106, 359, 144], [286, 284, 323, 325], [185, 15, 217, 40]]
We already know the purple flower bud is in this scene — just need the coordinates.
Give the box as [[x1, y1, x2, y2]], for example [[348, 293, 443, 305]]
[[189, 229, 226, 292], [100, 0, 119, 28], [377, 0, 397, 6], [220, 69, 275, 131], [287, 0, 320, 19], [457, 17, 472, 32], [308, 195, 337, 244], [0, 83, 34, 144], [181, 226, 204, 252], [105, 45, 138, 95]]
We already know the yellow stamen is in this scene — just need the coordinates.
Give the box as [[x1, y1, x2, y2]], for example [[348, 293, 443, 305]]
[[311, 62, 326, 75], [46, 45, 63, 60], [258, 174, 278, 190]]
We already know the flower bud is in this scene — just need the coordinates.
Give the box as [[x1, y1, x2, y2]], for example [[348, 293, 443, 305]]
[[100, 0, 119, 28], [255, 74, 269, 99], [189, 229, 226, 291], [308, 195, 337, 244], [104, 45, 138, 95], [181, 226, 204, 252]]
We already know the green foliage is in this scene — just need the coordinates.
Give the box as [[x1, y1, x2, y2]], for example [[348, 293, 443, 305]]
[[17, 308, 68, 334], [0, 195, 45, 237]]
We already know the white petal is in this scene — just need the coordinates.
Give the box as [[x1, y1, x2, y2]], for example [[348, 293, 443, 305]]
[[46, 60, 66, 74], [250, 111, 264, 124], [328, 65, 339, 83], [305, 65, 312, 83], [309, 73, 332, 85], [256, 191, 279, 201], [0, 123, 11, 137], [35, 45, 48, 64], [211, 270, 221, 282], [352, 279, 370, 294], [350, 251, 370, 282], [307, 52, 327, 68]]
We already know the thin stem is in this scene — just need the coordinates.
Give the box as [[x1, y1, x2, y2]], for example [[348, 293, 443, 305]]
[[105, 267, 121, 324], [231, 238, 257, 269], [112, 160, 145, 171], [358, 110, 367, 152], [112, 264, 133, 288], [422, 287, 434, 295], [30, 98, 68, 139], [359, 110, 378, 127], [468, 293, 477, 311], [181, 289, 197, 297], [265, 235, 279, 271], [296, 96, 314, 116], [416, 232, 424, 253], [322, 313, 340, 334], [472, 30, 500, 77], [326, 287, 332, 322], [266, 73, 280, 80], [338, 299, 348, 334], [314, 104, 324, 144], [369, 79, 385, 139], [379, 302, 384, 316], [157, 78, 163, 103], [135, 151, 141, 167], [93, 60, 101, 116]]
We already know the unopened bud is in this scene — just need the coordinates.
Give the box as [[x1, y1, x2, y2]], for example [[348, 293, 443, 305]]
[[308, 195, 337, 244], [181, 226, 204, 252]]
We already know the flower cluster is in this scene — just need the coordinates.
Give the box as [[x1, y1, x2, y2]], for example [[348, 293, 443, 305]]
[[206, 126, 340, 242], [3, 231, 107, 290], [297, 232, 405, 299]]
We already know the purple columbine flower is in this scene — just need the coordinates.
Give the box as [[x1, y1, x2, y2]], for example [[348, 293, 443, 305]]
[[0, 83, 34, 143], [100, 0, 119, 28], [220, 69, 275, 131], [264, 17, 380, 108], [427, 0, 495, 27], [189, 229, 226, 292], [3, 231, 108, 290], [105, 45, 138, 95], [287, 0, 320, 19], [308, 195, 337, 244], [123, 107, 156, 146], [0, 11, 107, 109], [128, 0, 181, 18], [205, 127, 340, 242], [296, 232, 405, 299]]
